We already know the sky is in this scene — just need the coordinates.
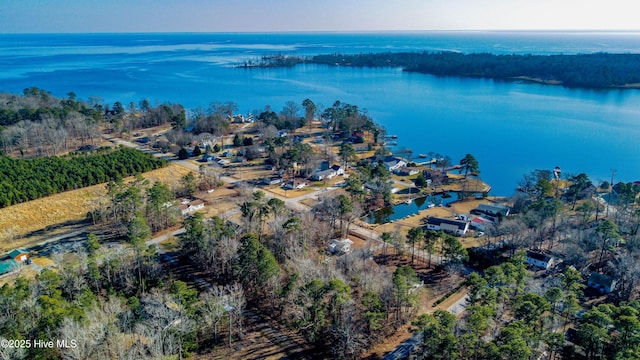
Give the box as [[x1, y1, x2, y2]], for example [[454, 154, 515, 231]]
[[1, 0, 638, 33]]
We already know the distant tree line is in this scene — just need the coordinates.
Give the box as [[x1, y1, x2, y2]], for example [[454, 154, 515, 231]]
[[0, 87, 102, 127], [0, 147, 166, 207], [258, 52, 640, 89]]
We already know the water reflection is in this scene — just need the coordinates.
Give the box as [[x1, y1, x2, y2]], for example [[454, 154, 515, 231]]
[[367, 193, 458, 224]]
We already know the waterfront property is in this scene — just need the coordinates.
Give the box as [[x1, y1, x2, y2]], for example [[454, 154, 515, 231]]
[[477, 203, 511, 216], [367, 155, 407, 172], [425, 217, 469, 236], [394, 167, 420, 176]]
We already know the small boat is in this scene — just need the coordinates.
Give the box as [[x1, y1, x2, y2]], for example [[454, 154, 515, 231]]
[[419, 154, 427, 158], [405, 199, 412, 205], [427, 203, 435, 208]]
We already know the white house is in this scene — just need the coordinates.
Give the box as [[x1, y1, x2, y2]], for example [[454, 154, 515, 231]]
[[331, 164, 345, 176], [526, 251, 555, 270], [284, 179, 308, 190], [179, 199, 205, 215], [310, 168, 337, 181], [393, 167, 419, 176], [310, 164, 345, 181], [328, 239, 354, 254], [383, 157, 407, 172], [367, 155, 407, 172], [262, 177, 283, 186], [425, 217, 469, 236]]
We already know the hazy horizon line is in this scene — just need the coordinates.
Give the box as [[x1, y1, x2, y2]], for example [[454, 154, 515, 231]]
[[3, 29, 640, 36]]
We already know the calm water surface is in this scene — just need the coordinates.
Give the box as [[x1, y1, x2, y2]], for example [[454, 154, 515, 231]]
[[2, 32, 639, 195]]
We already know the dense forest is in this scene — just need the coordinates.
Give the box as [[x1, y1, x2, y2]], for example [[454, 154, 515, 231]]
[[249, 52, 640, 89], [0, 147, 166, 207]]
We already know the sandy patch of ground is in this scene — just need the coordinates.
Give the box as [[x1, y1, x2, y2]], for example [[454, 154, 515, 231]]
[[197, 185, 241, 218], [299, 198, 319, 208], [31, 257, 55, 268], [226, 164, 273, 182], [263, 186, 314, 199]]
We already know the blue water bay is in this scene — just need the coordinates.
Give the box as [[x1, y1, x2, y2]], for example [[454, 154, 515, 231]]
[[1, 31, 640, 195]]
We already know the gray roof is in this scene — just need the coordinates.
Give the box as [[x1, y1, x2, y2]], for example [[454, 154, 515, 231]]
[[588, 272, 616, 287], [426, 217, 467, 230], [526, 251, 552, 263]]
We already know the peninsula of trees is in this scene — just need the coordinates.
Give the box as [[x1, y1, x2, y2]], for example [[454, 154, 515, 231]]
[[243, 52, 640, 89]]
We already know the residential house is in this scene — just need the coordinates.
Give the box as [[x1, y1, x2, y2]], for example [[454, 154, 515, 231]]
[[331, 165, 345, 176], [526, 251, 555, 270], [179, 199, 205, 215], [394, 167, 419, 176], [310, 164, 345, 181], [328, 239, 354, 254], [352, 143, 370, 152], [8, 249, 29, 263], [310, 168, 337, 181], [425, 217, 469, 236], [368, 155, 407, 172], [382, 157, 407, 172], [470, 216, 494, 231], [587, 272, 617, 294], [200, 154, 215, 163], [477, 203, 511, 217], [262, 177, 283, 186], [0, 260, 19, 277], [284, 179, 308, 190], [228, 113, 253, 124]]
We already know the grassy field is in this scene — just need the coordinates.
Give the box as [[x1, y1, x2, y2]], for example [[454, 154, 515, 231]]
[[0, 163, 195, 252]]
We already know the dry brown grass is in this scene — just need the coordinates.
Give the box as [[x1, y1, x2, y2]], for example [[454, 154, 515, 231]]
[[264, 186, 314, 199], [198, 186, 241, 217], [31, 257, 55, 268], [0, 163, 194, 252]]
